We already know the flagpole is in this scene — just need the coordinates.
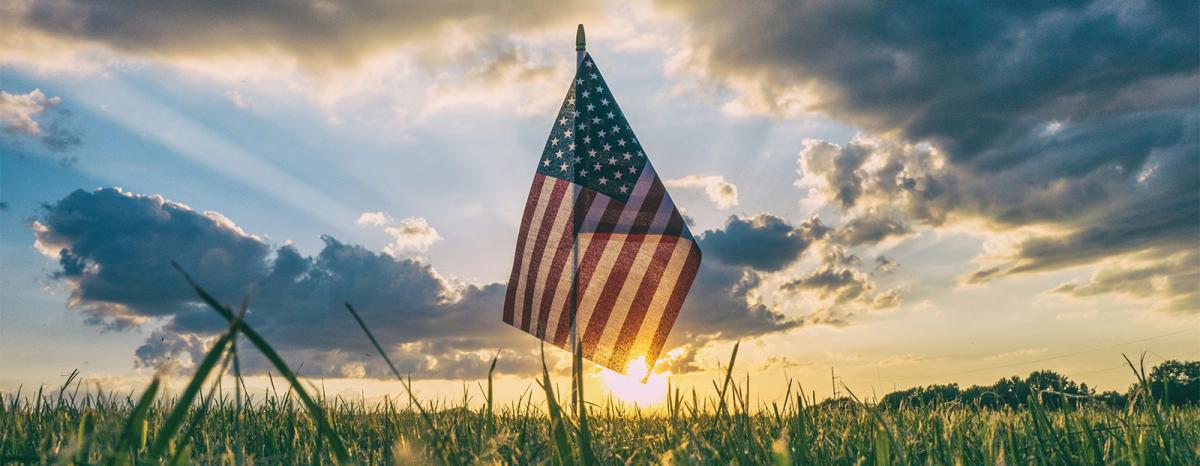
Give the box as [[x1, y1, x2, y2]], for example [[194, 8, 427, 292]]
[[570, 23, 586, 416]]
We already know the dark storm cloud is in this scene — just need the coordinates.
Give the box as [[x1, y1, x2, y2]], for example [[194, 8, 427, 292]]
[[667, 0, 1199, 298], [11, 0, 594, 67], [34, 188, 270, 328], [35, 188, 539, 378], [698, 214, 827, 272], [663, 0, 1197, 164], [672, 263, 801, 339]]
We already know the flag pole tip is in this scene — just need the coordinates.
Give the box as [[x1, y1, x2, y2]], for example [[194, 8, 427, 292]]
[[576, 24, 586, 51]]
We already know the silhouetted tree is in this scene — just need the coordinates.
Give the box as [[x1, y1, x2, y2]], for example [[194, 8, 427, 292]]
[[1146, 360, 1199, 407]]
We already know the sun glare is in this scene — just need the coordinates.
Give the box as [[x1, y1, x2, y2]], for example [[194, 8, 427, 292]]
[[598, 356, 671, 405]]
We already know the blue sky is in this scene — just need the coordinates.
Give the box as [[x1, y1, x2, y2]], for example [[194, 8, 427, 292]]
[[1, 1, 1197, 403]]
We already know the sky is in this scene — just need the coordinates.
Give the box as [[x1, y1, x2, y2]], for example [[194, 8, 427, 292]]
[[1, 0, 1197, 406]]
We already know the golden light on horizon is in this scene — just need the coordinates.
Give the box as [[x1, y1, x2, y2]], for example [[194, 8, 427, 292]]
[[598, 356, 670, 405]]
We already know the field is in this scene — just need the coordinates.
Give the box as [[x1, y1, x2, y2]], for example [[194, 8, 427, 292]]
[[2, 269, 1197, 465]]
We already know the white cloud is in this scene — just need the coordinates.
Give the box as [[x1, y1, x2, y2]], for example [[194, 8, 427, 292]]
[[357, 212, 441, 255], [0, 88, 60, 136], [356, 211, 392, 227], [383, 217, 441, 256], [665, 175, 739, 210]]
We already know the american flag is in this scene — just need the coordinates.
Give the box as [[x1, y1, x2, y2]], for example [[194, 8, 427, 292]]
[[503, 52, 701, 374]]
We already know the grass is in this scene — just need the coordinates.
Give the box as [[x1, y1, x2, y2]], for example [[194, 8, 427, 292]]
[[1, 271, 1197, 465]]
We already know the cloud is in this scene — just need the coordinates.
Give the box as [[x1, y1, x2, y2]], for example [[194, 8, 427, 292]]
[[780, 263, 900, 312], [33, 188, 537, 378], [7, 0, 596, 69], [356, 211, 391, 227], [698, 214, 827, 272], [0, 88, 80, 152], [356, 212, 442, 256], [382, 217, 441, 256], [664, 0, 1199, 304], [1049, 250, 1198, 313], [35, 188, 839, 378], [874, 256, 897, 274], [665, 175, 739, 210]]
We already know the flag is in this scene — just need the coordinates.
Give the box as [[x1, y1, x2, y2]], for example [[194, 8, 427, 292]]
[[503, 52, 701, 375]]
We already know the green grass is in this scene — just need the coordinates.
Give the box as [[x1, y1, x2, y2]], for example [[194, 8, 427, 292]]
[[1, 269, 1197, 465]]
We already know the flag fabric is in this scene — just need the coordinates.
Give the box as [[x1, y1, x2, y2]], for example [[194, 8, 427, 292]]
[[503, 52, 701, 374]]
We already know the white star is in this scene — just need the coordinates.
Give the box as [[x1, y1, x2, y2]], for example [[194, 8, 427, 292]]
[[622, 152, 631, 160], [593, 163, 601, 170], [573, 156, 582, 163], [581, 90, 590, 98], [598, 177, 608, 185], [580, 169, 589, 176], [592, 117, 601, 124], [564, 129, 573, 138], [585, 60, 593, 67], [619, 185, 629, 193], [595, 85, 604, 93], [628, 166, 637, 174], [598, 130, 607, 137], [573, 111, 580, 117], [611, 125, 620, 132], [559, 117, 568, 126], [590, 72, 598, 79], [577, 78, 584, 84], [568, 143, 576, 150], [568, 98, 575, 105], [607, 157, 617, 165], [606, 111, 615, 119], [583, 136, 592, 144], [600, 98, 609, 106], [560, 163, 569, 171], [586, 104, 595, 111], [614, 171, 623, 179], [603, 143, 612, 151], [588, 149, 598, 157], [617, 139, 626, 146], [555, 150, 564, 158], [543, 159, 551, 166], [551, 138, 559, 146]]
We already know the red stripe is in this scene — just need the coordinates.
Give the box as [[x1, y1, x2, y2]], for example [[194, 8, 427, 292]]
[[629, 178, 667, 234], [580, 191, 666, 359], [520, 179, 568, 331], [504, 174, 547, 324], [551, 197, 625, 347], [533, 189, 596, 338], [606, 234, 679, 368], [646, 241, 701, 366]]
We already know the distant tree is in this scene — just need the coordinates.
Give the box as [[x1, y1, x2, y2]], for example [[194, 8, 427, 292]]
[[1025, 370, 1086, 408], [876, 360, 1192, 411], [1092, 390, 1128, 409], [1146, 360, 1199, 407]]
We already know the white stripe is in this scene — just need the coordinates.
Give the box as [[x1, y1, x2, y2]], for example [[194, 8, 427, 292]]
[[524, 183, 575, 333], [511, 177, 557, 330]]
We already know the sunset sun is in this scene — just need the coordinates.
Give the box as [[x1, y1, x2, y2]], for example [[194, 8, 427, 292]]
[[599, 356, 671, 406]]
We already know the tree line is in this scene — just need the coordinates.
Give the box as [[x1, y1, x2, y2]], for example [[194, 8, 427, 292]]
[[872, 359, 1199, 410]]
